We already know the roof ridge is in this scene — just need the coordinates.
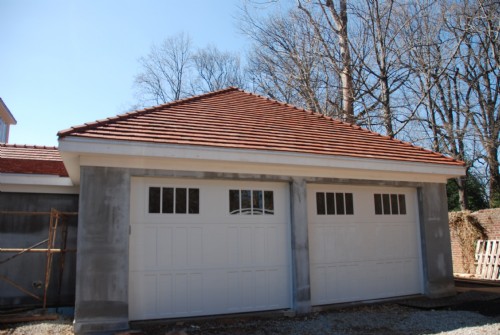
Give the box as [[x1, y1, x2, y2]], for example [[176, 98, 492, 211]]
[[236, 88, 312, 113], [58, 87, 241, 137], [0, 143, 59, 150]]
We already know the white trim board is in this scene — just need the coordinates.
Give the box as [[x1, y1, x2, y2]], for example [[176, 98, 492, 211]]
[[59, 137, 465, 185], [0, 173, 78, 194]]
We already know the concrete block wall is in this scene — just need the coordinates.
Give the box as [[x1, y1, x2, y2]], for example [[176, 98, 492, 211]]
[[450, 208, 500, 274], [418, 183, 455, 297]]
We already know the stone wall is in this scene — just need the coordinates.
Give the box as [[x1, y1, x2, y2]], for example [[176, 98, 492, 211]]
[[450, 208, 500, 274]]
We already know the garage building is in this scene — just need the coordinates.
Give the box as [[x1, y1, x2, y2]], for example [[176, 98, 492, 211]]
[[57, 87, 465, 334]]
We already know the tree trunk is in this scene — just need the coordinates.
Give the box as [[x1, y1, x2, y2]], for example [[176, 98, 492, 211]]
[[487, 145, 500, 207], [456, 176, 468, 210], [380, 74, 393, 137], [334, 0, 355, 123]]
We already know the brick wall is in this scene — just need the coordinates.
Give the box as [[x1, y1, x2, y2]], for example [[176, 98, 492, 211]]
[[449, 208, 500, 274]]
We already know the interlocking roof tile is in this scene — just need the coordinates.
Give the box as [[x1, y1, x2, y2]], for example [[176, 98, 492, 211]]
[[0, 144, 68, 177], [58, 87, 464, 167]]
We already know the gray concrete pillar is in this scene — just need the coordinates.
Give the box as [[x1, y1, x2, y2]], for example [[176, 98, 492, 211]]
[[73, 167, 131, 334], [290, 178, 311, 313], [418, 183, 455, 298]]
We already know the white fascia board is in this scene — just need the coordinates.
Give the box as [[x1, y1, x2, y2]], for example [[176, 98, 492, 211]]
[[58, 137, 465, 184], [0, 173, 78, 194]]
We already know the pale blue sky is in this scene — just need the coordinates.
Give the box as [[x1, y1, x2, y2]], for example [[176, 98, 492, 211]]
[[1, 0, 254, 146]]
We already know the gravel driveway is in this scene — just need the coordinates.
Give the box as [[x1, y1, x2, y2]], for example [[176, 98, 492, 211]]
[[2, 301, 500, 335]]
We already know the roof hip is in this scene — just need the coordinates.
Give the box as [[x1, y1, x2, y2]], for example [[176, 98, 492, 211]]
[[57, 87, 465, 167]]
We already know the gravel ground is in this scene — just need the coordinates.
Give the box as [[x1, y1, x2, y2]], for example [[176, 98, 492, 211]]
[[1, 302, 500, 335]]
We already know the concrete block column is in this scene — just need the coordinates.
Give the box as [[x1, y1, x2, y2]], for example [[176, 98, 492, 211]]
[[290, 177, 312, 313], [418, 183, 456, 298], [73, 167, 131, 334]]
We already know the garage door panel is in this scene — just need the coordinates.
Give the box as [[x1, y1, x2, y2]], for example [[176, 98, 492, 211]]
[[129, 226, 158, 271], [130, 178, 291, 320], [255, 227, 268, 264], [308, 184, 422, 306], [226, 271, 239, 310], [188, 228, 203, 266], [183, 225, 289, 268], [241, 270, 254, 308], [131, 266, 291, 317], [239, 227, 254, 266], [188, 273, 203, 313], [173, 273, 188, 313], [172, 228, 188, 267], [310, 266, 325, 303], [231, 268, 289, 308], [337, 264, 361, 301], [268, 227, 289, 265], [312, 264, 362, 304], [158, 274, 173, 315], [129, 273, 157, 318], [157, 227, 173, 268], [308, 187, 418, 225], [255, 270, 268, 308], [270, 268, 289, 307], [375, 225, 409, 259], [401, 260, 421, 292], [201, 228, 223, 266]]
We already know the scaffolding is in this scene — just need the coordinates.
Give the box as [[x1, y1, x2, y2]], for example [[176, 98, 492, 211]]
[[0, 209, 77, 309]]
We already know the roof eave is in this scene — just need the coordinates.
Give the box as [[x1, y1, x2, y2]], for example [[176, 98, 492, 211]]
[[58, 136, 465, 185], [0, 172, 78, 194]]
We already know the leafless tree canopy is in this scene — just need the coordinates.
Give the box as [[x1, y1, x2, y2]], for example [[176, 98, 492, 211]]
[[135, 33, 192, 105], [192, 46, 246, 93], [239, 0, 499, 209], [134, 33, 245, 106], [132, 1, 499, 208]]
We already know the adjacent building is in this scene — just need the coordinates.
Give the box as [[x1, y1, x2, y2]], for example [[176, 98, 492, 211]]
[[0, 98, 17, 143]]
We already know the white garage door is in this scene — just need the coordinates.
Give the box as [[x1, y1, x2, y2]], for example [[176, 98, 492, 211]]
[[308, 184, 422, 305], [129, 178, 291, 320]]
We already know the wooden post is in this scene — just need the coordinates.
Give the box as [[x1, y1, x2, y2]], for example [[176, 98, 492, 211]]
[[43, 209, 59, 309]]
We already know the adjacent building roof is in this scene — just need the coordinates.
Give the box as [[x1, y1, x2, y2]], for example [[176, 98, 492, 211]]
[[0, 98, 17, 125], [0, 144, 68, 177], [58, 87, 464, 167]]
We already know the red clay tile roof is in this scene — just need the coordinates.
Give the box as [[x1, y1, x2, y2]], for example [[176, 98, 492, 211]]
[[0, 144, 69, 177], [58, 87, 464, 167]]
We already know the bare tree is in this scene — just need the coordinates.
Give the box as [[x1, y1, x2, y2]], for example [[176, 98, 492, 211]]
[[192, 46, 246, 92], [447, 0, 500, 207], [243, 8, 339, 114], [241, 0, 497, 207], [245, 0, 419, 135], [404, 0, 499, 209], [134, 33, 192, 105], [350, 0, 414, 137], [297, 0, 355, 122], [396, 0, 471, 209], [134, 34, 246, 107]]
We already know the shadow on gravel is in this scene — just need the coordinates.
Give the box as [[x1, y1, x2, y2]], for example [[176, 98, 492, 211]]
[[399, 290, 500, 315], [450, 299, 500, 317]]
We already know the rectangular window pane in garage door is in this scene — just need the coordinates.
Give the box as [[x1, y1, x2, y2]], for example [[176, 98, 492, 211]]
[[149, 187, 161, 213], [162, 188, 174, 213], [189, 189, 200, 214]]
